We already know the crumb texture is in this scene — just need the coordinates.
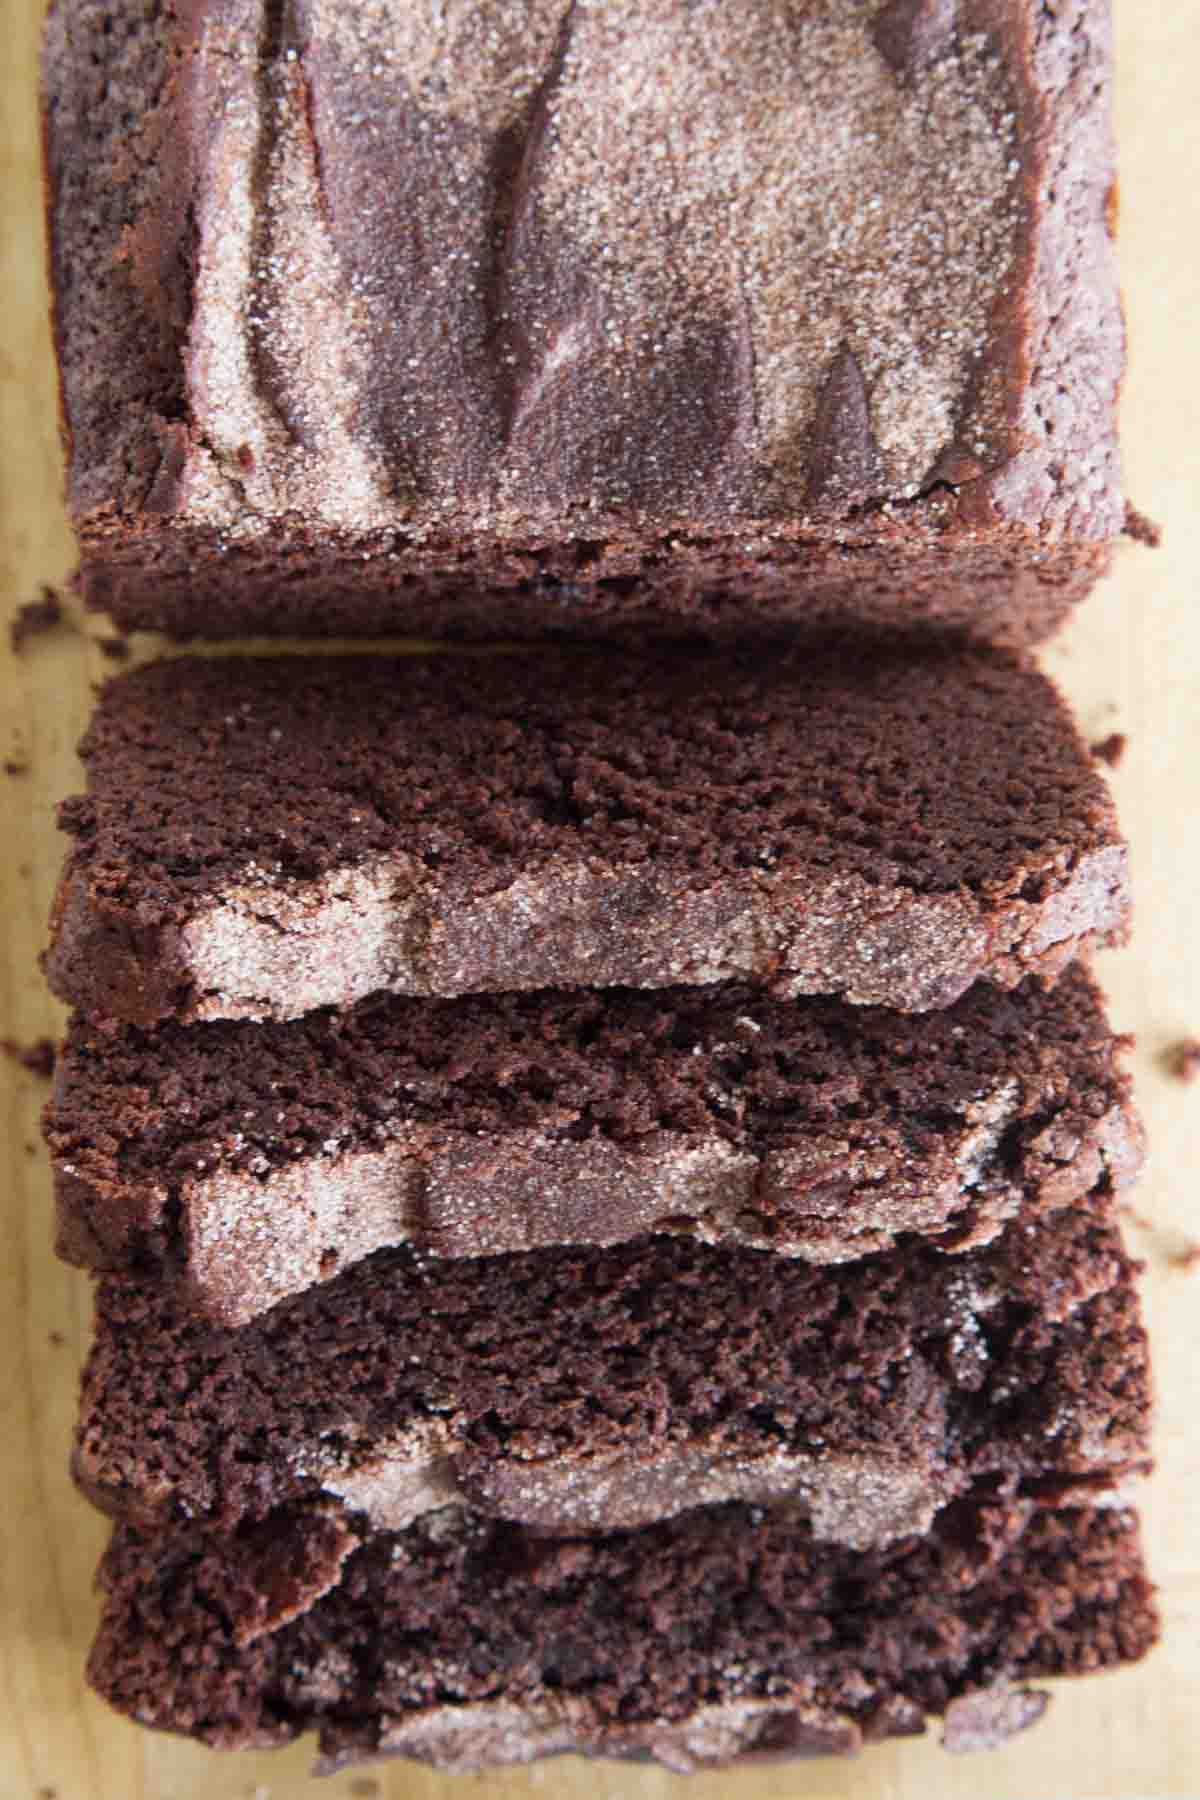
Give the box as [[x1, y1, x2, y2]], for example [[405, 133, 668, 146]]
[[46, 966, 1139, 1319], [45, 646, 1127, 1022], [47, 967, 1129, 1185], [87, 1501, 1158, 1768], [75, 1203, 1151, 1535]]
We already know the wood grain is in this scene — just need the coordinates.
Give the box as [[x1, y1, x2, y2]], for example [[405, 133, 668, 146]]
[[2, 1, 1198, 1794]]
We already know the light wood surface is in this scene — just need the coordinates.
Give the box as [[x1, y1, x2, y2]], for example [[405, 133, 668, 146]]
[[2, 3, 1198, 1795]]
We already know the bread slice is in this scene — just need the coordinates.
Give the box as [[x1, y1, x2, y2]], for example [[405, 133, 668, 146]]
[[87, 1498, 1157, 1773], [75, 1201, 1151, 1546], [47, 966, 1140, 1324], [44, 645, 1128, 1025]]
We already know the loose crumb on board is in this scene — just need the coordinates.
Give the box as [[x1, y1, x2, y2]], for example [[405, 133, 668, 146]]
[[8, 585, 63, 651], [1123, 503, 1163, 548], [47, 1331, 65, 1349], [1171, 1241, 1200, 1272], [1090, 731, 1127, 768], [3, 755, 28, 776], [1, 1037, 56, 1078], [1165, 1039, 1200, 1083]]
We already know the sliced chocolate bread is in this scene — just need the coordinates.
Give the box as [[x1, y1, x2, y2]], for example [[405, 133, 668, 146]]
[[75, 1202, 1151, 1547], [47, 967, 1140, 1325], [88, 1499, 1157, 1772], [45, 0, 1124, 646], [44, 646, 1127, 1026]]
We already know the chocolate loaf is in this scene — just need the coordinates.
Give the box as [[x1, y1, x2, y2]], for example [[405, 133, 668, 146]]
[[75, 1203, 1151, 1546], [47, 967, 1140, 1324], [87, 1499, 1158, 1772], [43, 1, 1124, 643], [44, 646, 1128, 1026]]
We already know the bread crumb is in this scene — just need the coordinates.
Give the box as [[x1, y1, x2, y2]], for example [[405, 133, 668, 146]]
[[1, 1037, 56, 1078], [1165, 1039, 1200, 1083], [1123, 504, 1162, 548], [1090, 732, 1126, 768], [8, 585, 63, 651], [4, 756, 28, 776], [1171, 1241, 1200, 1272]]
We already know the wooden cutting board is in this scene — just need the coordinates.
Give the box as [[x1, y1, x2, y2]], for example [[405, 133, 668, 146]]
[[2, 2, 1197, 1795]]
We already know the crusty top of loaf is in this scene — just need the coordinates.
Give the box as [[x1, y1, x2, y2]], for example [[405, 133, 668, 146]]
[[44, 0, 1122, 542]]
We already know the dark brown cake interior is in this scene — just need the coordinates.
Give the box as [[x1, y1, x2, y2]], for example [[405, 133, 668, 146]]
[[77, 1203, 1150, 1531], [88, 1499, 1158, 1768], [56, 644, 1117, 910], [49, 967, 1126, 1192]]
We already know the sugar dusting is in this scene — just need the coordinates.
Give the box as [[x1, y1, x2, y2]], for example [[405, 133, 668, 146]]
[[307, 1426, 940, 1550], [314, 0, 566, 135], [536, 0, 1019, 492], [184, 2, 393, 530], [311, 0, 1019, 498], [191, 0, 1021, 525]]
